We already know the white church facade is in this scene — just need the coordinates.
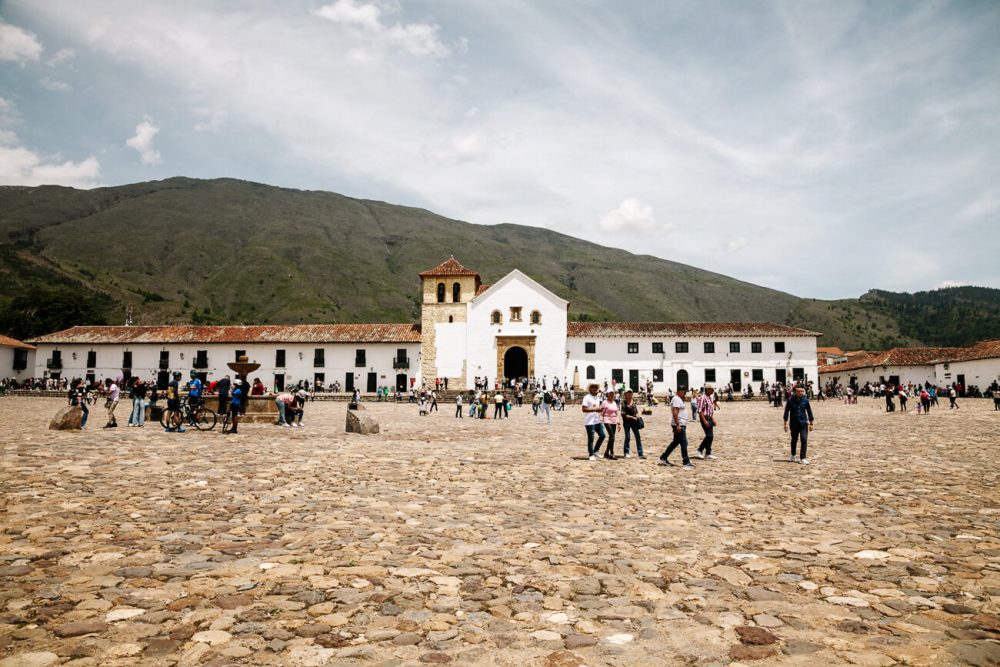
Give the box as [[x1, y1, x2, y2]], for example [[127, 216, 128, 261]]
[[27, 258, 821, 392]]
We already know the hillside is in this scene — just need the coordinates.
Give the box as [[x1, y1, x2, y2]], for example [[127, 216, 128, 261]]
[[0, 177, 995, 349]]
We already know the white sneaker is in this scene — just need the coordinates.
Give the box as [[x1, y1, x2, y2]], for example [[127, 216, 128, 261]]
[[623, 453, 631, 458], [706, 454, 717, 460], [695, 451, 705, 459], [800, 458, 809, 465], [789, 455, 797, 462], [588, 455, 596, 461]]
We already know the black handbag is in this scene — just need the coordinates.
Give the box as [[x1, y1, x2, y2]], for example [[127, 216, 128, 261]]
[[636, 416, 645, 430]]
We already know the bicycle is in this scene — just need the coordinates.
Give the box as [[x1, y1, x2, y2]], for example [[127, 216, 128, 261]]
[[160, 397, 217, 431], [220, 407, 234, 434]]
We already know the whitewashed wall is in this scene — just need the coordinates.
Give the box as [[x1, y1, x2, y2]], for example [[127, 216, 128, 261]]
[[567, 336, 819, 391], [0, 346, 34, 381], [31, 342, 421, 391], [819, 364, 937, 388], [935, 358, 1000, 387], [466, 271, 568, 385]]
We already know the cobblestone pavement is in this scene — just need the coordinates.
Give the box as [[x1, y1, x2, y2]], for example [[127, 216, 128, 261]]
[[1, 397, 998, 667]]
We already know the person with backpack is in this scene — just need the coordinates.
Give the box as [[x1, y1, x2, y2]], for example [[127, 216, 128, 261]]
[[695, 384, 718, 460], [538, 389, 552, 424]]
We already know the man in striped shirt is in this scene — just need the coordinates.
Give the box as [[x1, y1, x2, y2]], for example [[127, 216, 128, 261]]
[[695, 384, 718, 460]]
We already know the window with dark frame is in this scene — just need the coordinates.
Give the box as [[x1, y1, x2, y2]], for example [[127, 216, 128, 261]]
[[652, 368, 663, 382], [275, 349, 286, 368], [235, 349, 246, 361], [627, 342, 639, 354], [437, 283, 446, 303], [704, 342, 715, 353], [586, 365, 596, 379], [122, 351, 132, 369], [675, 342, 689, 353], [729, 342, 740, 353], [752, 369, 764, 381], [705, 368, 716, 383], [491, 310, 502, 325], [194, 350, 208, 369], [530, 310, 541, 324], [751, 342, 762, 353], [452, 282, 461, 303], [775, 341, 786, 353], [355, 349, 366, 367], [13, 349, 28, 371], [86, 350, 96, 368], [585, 342, 596, 354], [313, 348, 325, 367], [652, 342, 664, 354]]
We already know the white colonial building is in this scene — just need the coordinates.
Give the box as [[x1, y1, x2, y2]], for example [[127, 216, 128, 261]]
[[26, 258, 822, 392], [819, 340, 1000, 391], [0, 335, 34, 381]]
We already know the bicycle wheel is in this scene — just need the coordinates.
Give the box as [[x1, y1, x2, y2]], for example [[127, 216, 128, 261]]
[[193, 407, 217, 431], [221, 411, 232, 434], [160, 409, 182, 430]]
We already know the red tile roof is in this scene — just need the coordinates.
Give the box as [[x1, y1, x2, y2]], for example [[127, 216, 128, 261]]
[[816, 346, 845, 355], [931, 339, 1000, 363], [567, 322, 821, 337], [419, 257, 480, 278], [0, 334, 34, 350], [29, 324, 422, 345], [818, 347, 958, 374]]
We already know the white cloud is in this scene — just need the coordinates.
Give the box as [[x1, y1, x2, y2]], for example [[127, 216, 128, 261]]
[[0, 95, 100, 187], [47, 47, 74, 65], [315, 0, 450, 57], [126, 115, 162, 165], [193, 108, 226, 132], [726, 237, 749, 252], [935, 280, 969, 289], [599, 198, 657, 231], [0, 19, 42, 62], [960, 191, 1000, 220], [39, 77, 71, 92]]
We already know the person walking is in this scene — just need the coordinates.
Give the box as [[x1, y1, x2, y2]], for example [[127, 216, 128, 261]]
[[783, 385, 814, 464], [898, 386, 908, 412], [538, 389, 552, 424], [659, 388, 693, 468], [430, 390, 439, 412], [600, 390, 620, 460], [493, 392, 505, 419], [455, 392, 463, 418], [949, 386, 959, 409], [582, 383, 606, 461], [103, 378, 120, 428], [695, 384, 718, 460], [920, 387, 931, 413], [621, 389, 644, 458]]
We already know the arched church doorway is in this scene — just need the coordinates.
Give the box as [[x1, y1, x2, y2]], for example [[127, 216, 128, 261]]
[[503, 346, 528, 380], [676, 369, 689, 391]]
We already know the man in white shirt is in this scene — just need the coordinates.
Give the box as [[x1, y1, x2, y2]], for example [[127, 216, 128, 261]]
[[104, 378, 120, 429], [659, 388, 694, 468], [581, 383, 606, 461]]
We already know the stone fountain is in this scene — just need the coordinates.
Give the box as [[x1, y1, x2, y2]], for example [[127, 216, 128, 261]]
[[227, 356, 277, 423]]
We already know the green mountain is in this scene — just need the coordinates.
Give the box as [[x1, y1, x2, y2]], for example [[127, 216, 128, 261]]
[[0, 177, 995, 349]]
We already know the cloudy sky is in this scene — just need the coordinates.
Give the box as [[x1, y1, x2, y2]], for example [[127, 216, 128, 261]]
[[1, 1, 998, 299]]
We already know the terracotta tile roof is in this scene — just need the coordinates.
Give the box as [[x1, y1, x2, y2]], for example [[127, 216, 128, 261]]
[[419, 257, 480, 278], [816, 346, 845, 355], [29, 324, 422, 345], [0, 334, 34, 350], [819, 347, 958, 374], [567, 322, 821, 338], [931, 339, 1000, 363]]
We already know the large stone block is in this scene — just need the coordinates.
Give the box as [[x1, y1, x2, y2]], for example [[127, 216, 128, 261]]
[[49, 405, 83, 431], [346, 410, 379, 435]]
